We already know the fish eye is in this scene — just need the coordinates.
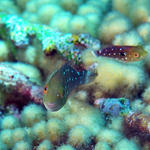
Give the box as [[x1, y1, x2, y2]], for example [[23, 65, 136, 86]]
[[43, 85, 48, 94], [134, 52, 139, 58]]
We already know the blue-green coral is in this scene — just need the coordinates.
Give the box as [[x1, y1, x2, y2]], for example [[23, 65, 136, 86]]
[[0, 13, 100, 64]]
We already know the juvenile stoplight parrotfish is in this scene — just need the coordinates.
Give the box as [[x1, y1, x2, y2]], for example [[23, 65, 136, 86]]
[[43, 63, 96, 111], [95, 45, 147, 62]]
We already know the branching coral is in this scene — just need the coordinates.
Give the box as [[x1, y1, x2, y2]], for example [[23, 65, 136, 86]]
[[113, 30, 144, 45], [0, 13, 100, 64], [67, 124, 92, 148], [37, 140, 53, 150], [95, 141, 111, 150], [0, 101, 104, 149], [21, 104, 46, 127], [1, 1, 150, 150], [113, 138, 140, 150], [96, 128, 123, 145], [137, 23, 150, 44], [83, 57, 146, 99], [98, 11, 132, 43], [1, 115, 20, 129]]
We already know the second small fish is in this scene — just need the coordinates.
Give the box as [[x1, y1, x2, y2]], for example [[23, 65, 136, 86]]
[[95, 45, 147, 62]]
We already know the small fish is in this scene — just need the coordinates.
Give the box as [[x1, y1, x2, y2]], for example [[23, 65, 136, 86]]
[[43, 63, 96, 111], [95, 45, 147, 62]]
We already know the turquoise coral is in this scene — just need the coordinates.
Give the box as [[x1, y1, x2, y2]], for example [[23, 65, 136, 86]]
[[0, 13, 100, 64]]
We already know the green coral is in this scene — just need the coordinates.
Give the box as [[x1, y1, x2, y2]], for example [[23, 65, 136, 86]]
[[0, 13, 100, 64], [0, 100, 104, 149]]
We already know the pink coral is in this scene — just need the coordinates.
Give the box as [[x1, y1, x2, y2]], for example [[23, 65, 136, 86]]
[[0, 63, 43, 107]]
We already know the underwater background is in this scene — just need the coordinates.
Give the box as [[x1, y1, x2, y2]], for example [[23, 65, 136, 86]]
[[1, 0, 150, 150]]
